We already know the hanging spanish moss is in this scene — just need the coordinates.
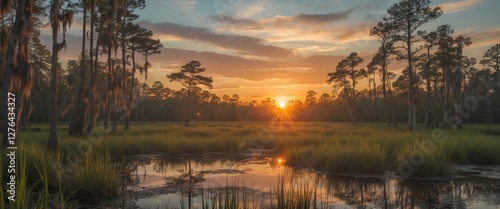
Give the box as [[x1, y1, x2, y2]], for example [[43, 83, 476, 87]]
[[1, 0, 34, 148]]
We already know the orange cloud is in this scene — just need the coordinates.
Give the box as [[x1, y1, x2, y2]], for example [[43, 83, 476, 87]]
[[139, 21, 293, 58], [438, 0, 481, 14]]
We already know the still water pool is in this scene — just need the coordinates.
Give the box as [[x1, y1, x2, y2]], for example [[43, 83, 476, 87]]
[[101, 153, 500, 209]]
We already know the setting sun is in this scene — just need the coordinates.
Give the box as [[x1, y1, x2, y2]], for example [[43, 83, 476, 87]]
[[278, 101, 287, 108], [276, 97, 289, 109]]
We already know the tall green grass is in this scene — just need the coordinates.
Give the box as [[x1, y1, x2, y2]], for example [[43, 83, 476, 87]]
[[65, 150, 120, 199], [16, 122, 500, 180], [195, 174, 326, 209], [443, 135, 500, 164], [397, 144, 452, 177], [271, 175, 317, 209], [201, 188, 244, 209], [285, 143, 386, 174], [12, 149, 30, 209], [0, 154, 4, 209], [1, 143, 118, 207], [0, 148, 68, 209]]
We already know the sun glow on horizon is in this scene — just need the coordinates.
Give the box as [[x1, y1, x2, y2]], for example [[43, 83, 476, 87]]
[[276, 97, 288, 109], [278, 101, 287, 108]]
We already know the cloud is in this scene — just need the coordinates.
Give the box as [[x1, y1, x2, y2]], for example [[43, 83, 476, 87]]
[[174, 0, 196, 12], [209, 15, 263, 30], [211, 9, 353, 29], [229, 0, 267, 18], [438, 0, 481, 14], [146, 47, 351, 85], [294, 10, 353, 24], [209, 9, 374, 48], [458, 26, 500, 49], [139, 21, 293, 58]]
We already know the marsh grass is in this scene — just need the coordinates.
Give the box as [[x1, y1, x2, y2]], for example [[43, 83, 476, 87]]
[[15, 122, 500, 185], [1, 143, 113, 207], [65, 150, 120, 200], [325, 143, 386, 174], [285, 143, 386, 174], [397, 144, 452, 177], [195, 174, 326, 209], [199, 181, 256, 209], [157, 200, 170, 209], [443, 134, 500, 164], [2, 148, 57, 209], [0, 156, 4, 209], [13, 149, 30, 209], [33, 154, 50, 208], [270, 174, 324, 209]]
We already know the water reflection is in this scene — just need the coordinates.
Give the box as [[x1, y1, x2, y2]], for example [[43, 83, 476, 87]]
[[122, 155, 500, 209]]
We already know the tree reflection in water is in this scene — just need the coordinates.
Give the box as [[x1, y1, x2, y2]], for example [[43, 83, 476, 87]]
[[125, 156, 500, 209], [323, 174, 500, 208]]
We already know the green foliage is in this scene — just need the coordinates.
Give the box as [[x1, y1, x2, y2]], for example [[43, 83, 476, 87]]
[[325, 143, 386, 174], [64, 150, 120, 199], [397, 144, 452, 177], [0, 157, 3, 209], [271, 175, 317, 209]]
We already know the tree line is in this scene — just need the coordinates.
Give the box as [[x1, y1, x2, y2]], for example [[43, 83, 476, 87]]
[[328, 0, 499, 130], [0, 0, 161, 150]]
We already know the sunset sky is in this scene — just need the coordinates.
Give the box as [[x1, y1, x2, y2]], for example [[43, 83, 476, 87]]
[[47, 0, 500, 102]]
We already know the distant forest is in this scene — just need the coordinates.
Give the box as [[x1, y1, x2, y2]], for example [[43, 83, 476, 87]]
[[30, 54, 500, 125]]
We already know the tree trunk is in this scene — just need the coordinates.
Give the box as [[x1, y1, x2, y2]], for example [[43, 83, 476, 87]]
[[382, 50, 390, 127], [69, 0, 87, 136], [351, 81, 357, 126], [455, 59, 463, 129], [185, 89, 191, 127], [352, 97, 357, 126], [120, 1, 127, 129], [110, 88, 118, 134], [388, 79, 397, 128], [110, 23, 121, 134], [85, 7, 100, 136], [124, 46, 135, 130], [124, 48, 136, 130], [444, 65, 450, 119], [1, 14, 6, 78], [104, 37, 112, 129], [47, 0, 59, 151], [425, 48, 432, 128], [373, 74, 377, 122], [0, 27, 18, 148], [407, 20, 416, 132], [1, 0, 31, 148]]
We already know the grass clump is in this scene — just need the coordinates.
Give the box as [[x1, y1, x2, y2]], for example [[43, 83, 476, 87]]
[[64, 150, 120, 200], [0, 148, 71, 209], [323, 143, 386, 174], [397, 144, 452, 177], [271, 174, 318, 209], [285, 143, 386, 174], [284, 146, 316, 166], [444, 136, 500, 165]]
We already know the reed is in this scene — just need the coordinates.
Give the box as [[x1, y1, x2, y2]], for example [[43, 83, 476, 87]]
[[64, 150, 120, 200], [397, 144, 452, 177], [271, 174, 319, 209]]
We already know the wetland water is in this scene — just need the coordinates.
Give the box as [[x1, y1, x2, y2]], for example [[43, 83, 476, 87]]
[[111, 154, 500, 209]]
